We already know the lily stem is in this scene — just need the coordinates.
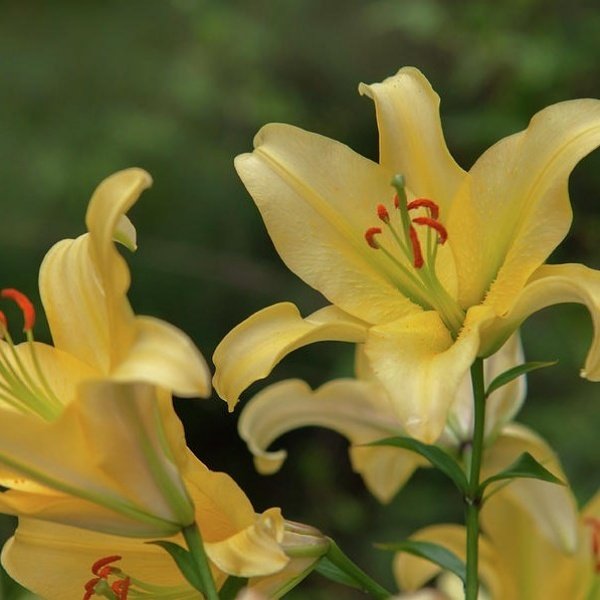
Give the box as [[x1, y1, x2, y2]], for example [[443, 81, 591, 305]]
[[183, 522, 220, 600], [465, 357, 486, 600]]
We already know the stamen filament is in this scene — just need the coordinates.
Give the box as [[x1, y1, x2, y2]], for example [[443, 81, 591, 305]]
[[26, 330, 63, 410]]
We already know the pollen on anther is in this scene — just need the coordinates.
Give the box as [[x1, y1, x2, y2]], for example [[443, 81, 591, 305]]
[[1, 288, 36, 331], [407, 198, 440, 220], [91, 555, 122, 576], [376, 204, 390, 223], [0, 311, 6, 331], [412, 217, 448, 244], [365, 227, 382, 249], [112, 577, 131, 599], [409, 226, 424, 269], [393, 194, 400, 209]]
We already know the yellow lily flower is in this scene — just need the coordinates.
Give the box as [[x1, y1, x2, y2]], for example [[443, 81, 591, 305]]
[[0, 169, 211, 536], [1, 454, 329, 600], [214, 66, 600, 442], [238, 334, 524, 504], [394, 478, 599, 598]]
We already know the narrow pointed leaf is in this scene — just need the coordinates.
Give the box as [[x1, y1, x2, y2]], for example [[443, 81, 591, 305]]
[[479, 451, 565, 495], [485, 361, 557, 398], [219, 576, 248, 600], [148, 540, 205, 593], [367, 436, 468, 493], [377, 540, 466, 584], [315, 540, 391, 599]]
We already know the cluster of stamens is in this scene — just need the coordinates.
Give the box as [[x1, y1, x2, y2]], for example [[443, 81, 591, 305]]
[[585, 517, 600, 574], [361, 175, 466, 336], [364, 188, 447, 270], [0, 288, 62, 420], [83, 556, 131, 600]]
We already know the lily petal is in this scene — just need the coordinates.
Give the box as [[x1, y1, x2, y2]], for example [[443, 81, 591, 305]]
[[234, 123, 424, 323], [480, 489, 593, 599], [481, 423, 578, 553], [449, 99, 600, 311], [480, 264, 600, 382], [1, 518, 191, 600], [249, 522, 329, 599], [238, 378, 423, 503], [359, 67, 466, 213], [212, 302, 368, 411], [205, 508, 288, 578], [364, 305, 493, 442], [0, 381, 194, 537], [40, 168, 151, 373], [112, 316, 211, 398]]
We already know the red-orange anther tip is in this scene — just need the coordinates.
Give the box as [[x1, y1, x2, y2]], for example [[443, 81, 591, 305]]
[[393, 194, 400, 209], [83, 577, 101, 600], [365, 227, 382, 249], [91, 555, 122, 576], [376, 204, 390, 223], [112, 577, 131, 599], [407, 198, 440, 220], [412, 217, 448, 244], [409, 226, 424, 269], [1, 288, 36, 331], [0, 311, 6, 329]]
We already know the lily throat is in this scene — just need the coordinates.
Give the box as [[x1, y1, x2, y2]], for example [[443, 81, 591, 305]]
[[364, 175, 465, 335]]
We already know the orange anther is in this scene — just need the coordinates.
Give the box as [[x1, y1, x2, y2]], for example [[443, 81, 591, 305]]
[[407, 198, 439, 220], [409, 226, 424, 269], [1, 289, 35, 331], [83, 577, 101, 600], [376, 204, 390, 223], [91, 555, 122, 576], [393, 194, 400, 209], [0, 311, 6, 330], [412, 217, 448, 244], [365, 227, 382, 249]]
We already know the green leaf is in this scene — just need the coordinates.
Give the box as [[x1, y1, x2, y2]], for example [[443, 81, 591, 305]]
[[315, 540, 391, 599], [485, 361, 557, 398], [315, 557, 363, 590], [367, 436, 468, 493], [378, 540, 466, 584], [148, 540, 205, 593], [219, 576, 248, 600], [479, 451, 565, 495]]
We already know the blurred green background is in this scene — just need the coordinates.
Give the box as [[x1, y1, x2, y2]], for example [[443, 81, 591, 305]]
[[0, 0, 599, 597]]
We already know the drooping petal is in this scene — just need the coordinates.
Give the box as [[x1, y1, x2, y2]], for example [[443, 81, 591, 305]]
[[364, 305, 494, 442], [40, 168, 151, 372], [238, 378, 424, 503], [205, 508, 288, 578], [1, 519, 192, 600], [481, 423, 578, 553], [479, 263, 600, 381], [449, 99, 600, 312], [359, 67, 466, 214], [392, 524, 503, 598], [212, 302, 368, 411], [235, 123, 426, 323], [249, 521, 329, 599], [0, 381, 194, 537], [112, 316, 211, 398], [480, 488, 593, 599]]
